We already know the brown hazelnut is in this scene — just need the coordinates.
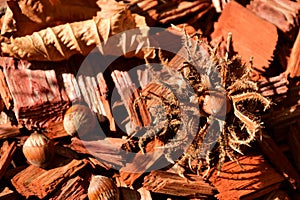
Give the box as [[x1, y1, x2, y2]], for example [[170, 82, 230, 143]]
[[201, 90, 231, 117], [63, 104, 96, 137], [22, 132, 54, 168], [88, 175, 120, 200]]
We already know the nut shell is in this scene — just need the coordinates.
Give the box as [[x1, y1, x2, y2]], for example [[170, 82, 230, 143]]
[[63, 104, 96, 136], [22, 132, 54, 168], [88, 175, 120, 200]]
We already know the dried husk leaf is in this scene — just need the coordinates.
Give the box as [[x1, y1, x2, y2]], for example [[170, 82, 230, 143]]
[[0, 6, 153, 61], [2, 0, 100, 36]]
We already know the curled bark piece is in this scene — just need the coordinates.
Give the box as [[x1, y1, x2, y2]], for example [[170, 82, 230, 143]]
[[0, 8, 150, 61]]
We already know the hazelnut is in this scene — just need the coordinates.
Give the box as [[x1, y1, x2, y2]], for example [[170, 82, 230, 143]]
[[88, 175, 120, 200], [63, 104, 96, 137], [22, 132, 54, 168], [201, 90, 231, 117]]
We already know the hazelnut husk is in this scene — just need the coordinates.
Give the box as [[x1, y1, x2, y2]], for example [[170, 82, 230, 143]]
[[201, 90, 232, 117], [22, 132, 54, 168], [63, 104, 97, 137], [88, 175, 120, 200]]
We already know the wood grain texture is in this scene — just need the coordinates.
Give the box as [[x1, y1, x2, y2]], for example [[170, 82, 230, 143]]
[[69, 137, 126, 169], [0, 141, 17, 180], [11, 159, 87, 199], [119, 139, 164, 186], [211, 1, 278, 74], [3, 68, 70, 127], [286, 28, 300, 78], [209, 155, 284, 200], [258, 134, 300, 190], [0, 69, 12, 109], [49, 171, 90, 200], [0, 123, 21, 139], [143, 170, 216, 198]]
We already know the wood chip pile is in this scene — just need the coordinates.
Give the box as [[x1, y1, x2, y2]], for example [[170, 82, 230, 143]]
[[0, 0, 300, 199]]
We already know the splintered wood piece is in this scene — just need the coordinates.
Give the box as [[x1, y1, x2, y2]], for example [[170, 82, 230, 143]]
[[119, 187, 142, 200], [0, 187, 21, 200], [0, 69, 12, 109], [54, 145, 80, 160], [0, 123, 21, 139], [212, 0, 228, 13], [259, 134, 300, 190], [76, 72, 116, 132], [78, 75, 99, 113], [264, 190, 290, 200], [0, 97, 4, 113], [3, 166, 27, 181], [0, 56, 32, 70], [129, 0, 211, 25], [49, 171, 90, 200], [167, 47, 189, 71], [11, 159, 87, 199], [5, 69, 61, 109], [87, 157, 110, 171], [43, 121, 70, 139], [69, 137, 125, 169], [0, 141, 17, 180], [97, 72, 116, 131], [3, 68, 70, 127], [211, 1, 278, 73], [247, 0, 300, 39], [137, 187, 152, 200], [209, 155, 284, 200], [111, 70, 151, 132], [119, 139, 164, 186], [286, 28, 300, 78], [258, 73, 289, 101], [111, 70, 140, 128], [143, 170, 216, 198], [62, 73, 82, 103], [0, 57, 15, 70], [140, 82, 178, 108], [158, 1, 212, 24], [288, 123, 300, 172], [264, 105, 300, 128]]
